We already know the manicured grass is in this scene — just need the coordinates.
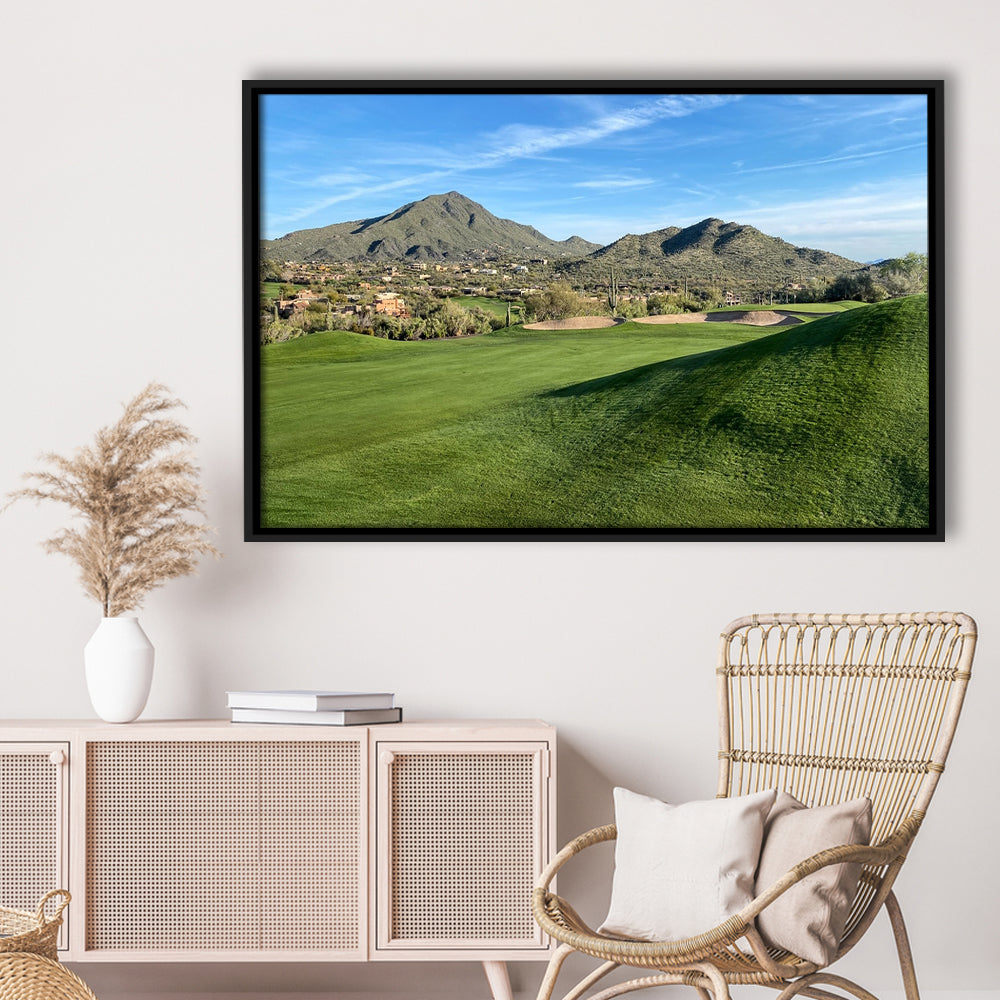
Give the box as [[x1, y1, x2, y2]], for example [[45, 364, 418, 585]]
[[453, 295, 524, 321], [261, 281, 308, 301], [704, 301, 867, 315], [259, 296, 929, 530]]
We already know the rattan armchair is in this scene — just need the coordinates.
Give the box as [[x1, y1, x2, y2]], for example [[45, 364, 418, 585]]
[[533, 612, 977, 1000]]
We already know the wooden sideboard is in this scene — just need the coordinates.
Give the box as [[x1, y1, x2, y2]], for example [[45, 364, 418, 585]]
[[0, 719, 556, 1000]]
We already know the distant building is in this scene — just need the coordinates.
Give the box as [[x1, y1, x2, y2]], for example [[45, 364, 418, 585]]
[[374, 293, 408, 318], [723, 290, 742, 306], [275, 291, 327, 319]]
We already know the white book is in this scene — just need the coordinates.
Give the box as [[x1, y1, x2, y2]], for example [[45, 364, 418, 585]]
[[231, 707, 403, 726], [226, 689, 395, 711]]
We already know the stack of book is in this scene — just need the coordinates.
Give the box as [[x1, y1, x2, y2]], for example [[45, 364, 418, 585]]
[[226, 690, 401, 726]]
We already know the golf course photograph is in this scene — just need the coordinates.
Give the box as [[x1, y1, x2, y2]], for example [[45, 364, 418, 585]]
[[245, 83, 941, 538]]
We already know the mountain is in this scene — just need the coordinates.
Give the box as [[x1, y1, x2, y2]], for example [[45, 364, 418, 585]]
[[262, 191, 601, 262], [568, 217, 862, 283], [263, 193, 863, 283]]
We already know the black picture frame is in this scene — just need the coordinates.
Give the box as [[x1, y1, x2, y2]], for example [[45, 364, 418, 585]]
[[244, 79, 943, 542]]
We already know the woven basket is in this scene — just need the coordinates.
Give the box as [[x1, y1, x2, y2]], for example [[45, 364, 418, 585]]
[[0, 952, 99, 1000], [0, 890, 71, 960]]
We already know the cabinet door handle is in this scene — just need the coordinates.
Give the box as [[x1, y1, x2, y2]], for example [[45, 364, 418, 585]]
[[380, 751, 395, 766], [49, 750, 66, 766]]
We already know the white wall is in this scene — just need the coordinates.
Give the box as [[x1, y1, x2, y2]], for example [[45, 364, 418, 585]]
[[1, 0, 996, 997]]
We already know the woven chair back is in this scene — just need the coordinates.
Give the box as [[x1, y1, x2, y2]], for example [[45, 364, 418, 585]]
[[716, 612, 975, 949]]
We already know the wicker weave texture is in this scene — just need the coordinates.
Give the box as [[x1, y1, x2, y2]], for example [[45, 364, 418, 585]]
[[718, 611, 975, 954], [0, 890, 70, 961], [85, 740, 362, 952], [0, 753, 61, 928], [389, 751, 537, 942], [0, 952, 99, 1000], [532, 612, 977, 1000]]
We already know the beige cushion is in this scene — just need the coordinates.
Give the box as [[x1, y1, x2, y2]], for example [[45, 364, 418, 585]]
[[599, 787, 776, 941], [755, 792, 873, 966]]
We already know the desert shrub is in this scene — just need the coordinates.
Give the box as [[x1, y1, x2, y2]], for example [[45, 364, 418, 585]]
[[827, 270, 891, 304], [618, 298, 648, 319], [436, 299, 468, 337], [260, 319, 303, 345], [403, 317, 429, 341], [371, 314, 401, 339], [646, 292, 702, 314], [524, 283, 593, 321], [467, 307, 496, 336]]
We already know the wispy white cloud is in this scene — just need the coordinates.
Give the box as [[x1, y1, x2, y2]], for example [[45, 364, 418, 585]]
[[476, 95, 739, 165], [747, 95, 927, 148], [737, 142, 926, 174], [307, 170, 376, 187], [266, 94, 740, 233], [270, 170, 451, 227], [692, 183, 928, 257], [838, 130, 927, 156], [534, 178, 929, 256], [573, 176, 656, 190]]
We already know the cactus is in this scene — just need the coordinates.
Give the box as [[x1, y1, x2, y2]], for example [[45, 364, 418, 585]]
[[506, 300, 511, 327], [606, 266, 619, 314]]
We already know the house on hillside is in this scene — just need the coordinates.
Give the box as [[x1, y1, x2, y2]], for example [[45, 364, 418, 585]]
[[723, 290, 742, 306], [374, 292, 408, 318], [276, 290, 327, 319]]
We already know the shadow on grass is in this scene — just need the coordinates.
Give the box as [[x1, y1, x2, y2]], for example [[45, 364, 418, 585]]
[[541, 324, 797, 400]]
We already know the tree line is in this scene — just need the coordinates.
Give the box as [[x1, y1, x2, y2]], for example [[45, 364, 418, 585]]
[[260, 287, 505, 345]]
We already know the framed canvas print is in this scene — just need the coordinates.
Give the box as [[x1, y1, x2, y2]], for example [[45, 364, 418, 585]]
[[244, 80, 942, 541]]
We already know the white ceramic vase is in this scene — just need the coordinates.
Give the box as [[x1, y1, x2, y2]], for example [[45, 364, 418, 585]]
[[84, 616, 155, 723]]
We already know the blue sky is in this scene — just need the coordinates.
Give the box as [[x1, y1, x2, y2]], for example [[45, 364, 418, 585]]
[[260, 90, 930, 261]]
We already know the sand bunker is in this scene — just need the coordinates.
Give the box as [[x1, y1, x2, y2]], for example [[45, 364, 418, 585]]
[[526, 311, 811, 331], [635, 310, 805, 327], [524, 316, 626, 330]]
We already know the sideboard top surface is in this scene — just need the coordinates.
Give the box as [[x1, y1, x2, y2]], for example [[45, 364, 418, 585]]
[[0, 718, 554, 738]]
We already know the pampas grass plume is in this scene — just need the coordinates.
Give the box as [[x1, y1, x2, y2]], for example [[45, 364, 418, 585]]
[[4, 383, 221, 617]]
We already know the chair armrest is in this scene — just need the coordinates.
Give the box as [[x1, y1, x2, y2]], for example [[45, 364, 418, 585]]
[[737, 816, 920, 924], [534, 823, 617, 893], [532, 824, 756, 968], [531, 815, 920, 973]]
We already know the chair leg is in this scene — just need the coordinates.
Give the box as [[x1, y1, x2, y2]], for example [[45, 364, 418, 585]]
[[534, 945, 619, 1000], [585, 968, 729, 1000], [560, 961, 621, 1000], [535, 943, 574, 1000], [774, 973, 878, 1000], [885, 890, 920, 1000]]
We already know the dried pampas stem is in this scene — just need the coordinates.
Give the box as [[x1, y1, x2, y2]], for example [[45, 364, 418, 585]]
[[4, 383, 221, 617]]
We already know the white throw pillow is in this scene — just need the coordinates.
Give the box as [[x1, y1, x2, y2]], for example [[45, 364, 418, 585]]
[[599, 787, 777, 941], [754, 792, 872, 966]]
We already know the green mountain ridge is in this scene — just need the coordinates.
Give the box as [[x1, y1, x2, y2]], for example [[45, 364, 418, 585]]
[[571, 216, 861, 284], [263, 192, 863, 284], [263, 191, 601, 262]]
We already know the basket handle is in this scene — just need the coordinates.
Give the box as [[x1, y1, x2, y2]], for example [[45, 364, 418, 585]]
[[36, 888, 71, 924]]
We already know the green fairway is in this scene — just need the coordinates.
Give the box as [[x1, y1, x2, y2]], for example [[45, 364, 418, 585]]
[[262, 281, 308, 301], [705, 301, 866, 315], [259, 296, 929, 530], [453, 295, 524, 321]]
